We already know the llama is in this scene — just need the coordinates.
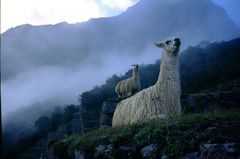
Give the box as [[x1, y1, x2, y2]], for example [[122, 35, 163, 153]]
[[115, 64, 141, 97], [112, 37, 182, 127]]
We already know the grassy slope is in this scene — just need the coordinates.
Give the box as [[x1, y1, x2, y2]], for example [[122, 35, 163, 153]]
[[51, 109, 240, 159]]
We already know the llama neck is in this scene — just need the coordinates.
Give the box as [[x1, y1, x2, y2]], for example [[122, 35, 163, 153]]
[[132, 68, 139, 80], [156, 51, 180, 88]]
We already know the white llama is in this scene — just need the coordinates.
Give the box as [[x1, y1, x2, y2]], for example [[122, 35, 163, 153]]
[[115, 64, 141, 97], [112, 37, 182, 127]]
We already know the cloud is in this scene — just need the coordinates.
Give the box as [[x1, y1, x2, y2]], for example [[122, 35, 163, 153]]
[[1, 0, 105, 32], [1, 44, 160, 116], [1, 65, 102, 115], [99, 0, 138, 10]]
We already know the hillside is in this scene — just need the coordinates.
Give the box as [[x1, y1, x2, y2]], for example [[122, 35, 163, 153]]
[[3, 37, 240, 159], [13, 79, 240, 159], [49, 110, 240, 159]]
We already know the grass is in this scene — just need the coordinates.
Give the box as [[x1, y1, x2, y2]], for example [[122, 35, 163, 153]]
[[51, 109, 240, 159]]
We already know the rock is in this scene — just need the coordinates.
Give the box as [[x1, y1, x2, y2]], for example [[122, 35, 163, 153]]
[[39, 153, 49, 159], [102, 101, 118, 114], [100, 101, 119, 128], [74, 149, 84, 159], [94, 145, 137, 158], [94, 144, 112, 158], [178, 152, 201, 159], [115, 145, 137, 158], [46, 149, 60, 159], [181, 91, 240, 113], [118, 145, 136, 153], [94, 144, 107, 157], [223, 143, 238, 153], [100, 113, 112, 128], [186, 96, 197, 109], [174, 143, 240, 159], [161, 155, 169, 159], [140, 144, 158, 159], [200, 143, 239, 159], [181, 95, 199, 112]]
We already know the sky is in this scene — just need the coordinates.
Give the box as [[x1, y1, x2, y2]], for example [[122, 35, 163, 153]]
[[1, 0, 240, 33], [1, 0, 139, 33]]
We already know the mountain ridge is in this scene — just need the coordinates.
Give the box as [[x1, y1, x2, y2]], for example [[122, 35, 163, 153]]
[[2, 0, 239, 81]]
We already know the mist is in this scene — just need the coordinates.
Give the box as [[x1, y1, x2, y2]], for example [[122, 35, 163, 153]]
[[2, 46, 160, 117]]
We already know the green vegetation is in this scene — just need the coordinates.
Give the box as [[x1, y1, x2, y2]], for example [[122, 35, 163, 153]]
[[2, 104, 80, 159], [180, 39, 240, 93], [51, 109, 240, 159]]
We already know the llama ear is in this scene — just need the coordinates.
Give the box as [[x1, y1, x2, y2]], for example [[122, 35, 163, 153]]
[[155, 42, 164, 48]]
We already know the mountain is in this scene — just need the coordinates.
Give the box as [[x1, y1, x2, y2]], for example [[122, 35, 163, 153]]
[[2, 0, 239, 81]]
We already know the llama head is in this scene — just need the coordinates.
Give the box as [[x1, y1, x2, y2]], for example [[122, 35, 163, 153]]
[[155, 37, 181, 56], [132, 64, 139, 70]]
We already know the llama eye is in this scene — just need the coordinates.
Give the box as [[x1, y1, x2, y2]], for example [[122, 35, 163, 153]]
[[165, 40, 171, 45]]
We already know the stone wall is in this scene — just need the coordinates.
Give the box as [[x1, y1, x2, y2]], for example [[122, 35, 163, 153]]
[[100, 101, 119, 128]]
